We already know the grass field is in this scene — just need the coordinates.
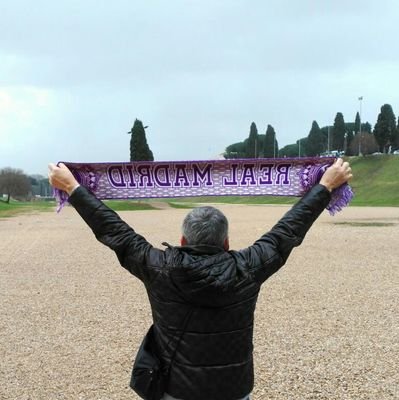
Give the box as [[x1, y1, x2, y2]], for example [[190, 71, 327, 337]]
[[166, 155, 399, 207], [0, 199, 156, 218], [0, 200, 55, 218], [1, 155, 397, 217], [348, 155, 399, 206], [103, 200, 157, 211]]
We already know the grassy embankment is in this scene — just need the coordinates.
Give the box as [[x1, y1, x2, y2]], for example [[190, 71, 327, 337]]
[[347, 155, 398, 206], [0, 200, 55, 218], [0, 198, 156, 218], [1, 156, 397, 217], [167, 155, 399, 208]]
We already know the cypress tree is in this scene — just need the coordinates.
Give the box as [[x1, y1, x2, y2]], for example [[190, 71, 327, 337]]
[[354, 112, 361, 135], [373, 104, 396, 153], [264, 125, 278, 158], [307, 120, 325, 156], [332, 112, 346, 151], [129, 119, 154, 161], [246, 122, 258, 158]]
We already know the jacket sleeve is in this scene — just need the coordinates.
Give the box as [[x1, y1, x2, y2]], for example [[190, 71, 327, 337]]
[[68, 186, 161, 282], [237, 184, 331, 284]]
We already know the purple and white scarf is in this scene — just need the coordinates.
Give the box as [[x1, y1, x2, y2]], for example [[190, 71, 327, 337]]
[[54, 157, 353, 215]]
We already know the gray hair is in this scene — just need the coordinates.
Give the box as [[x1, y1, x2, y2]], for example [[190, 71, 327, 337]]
[[182, 206, 228, 248]]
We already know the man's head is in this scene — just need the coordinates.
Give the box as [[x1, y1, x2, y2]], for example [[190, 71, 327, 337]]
[[181, 206, 229, 250]]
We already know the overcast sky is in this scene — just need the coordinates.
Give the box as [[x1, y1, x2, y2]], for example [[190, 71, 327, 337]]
[[1, 0, 398, 175]]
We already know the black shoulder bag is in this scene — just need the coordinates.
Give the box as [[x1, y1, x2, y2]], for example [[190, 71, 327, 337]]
[[130, 308, 193, 400]]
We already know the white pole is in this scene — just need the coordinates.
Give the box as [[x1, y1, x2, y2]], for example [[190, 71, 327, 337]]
[[358, 96, 363, 155]]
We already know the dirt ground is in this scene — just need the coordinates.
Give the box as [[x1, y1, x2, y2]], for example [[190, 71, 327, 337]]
[[0, 204, 398, 400]]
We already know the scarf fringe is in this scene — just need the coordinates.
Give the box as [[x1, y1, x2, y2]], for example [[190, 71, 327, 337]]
[[53, 188, 68, 213], [326, 184, 354, 216]]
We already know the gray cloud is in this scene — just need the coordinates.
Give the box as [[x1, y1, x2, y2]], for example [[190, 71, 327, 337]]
[[1, 0, 398, 174]]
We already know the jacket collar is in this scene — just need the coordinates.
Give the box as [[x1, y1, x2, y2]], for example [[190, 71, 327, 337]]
[[162, 242, 225, 255]]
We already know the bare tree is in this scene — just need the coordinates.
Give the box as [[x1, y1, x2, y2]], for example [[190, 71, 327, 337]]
[[0, 168, 32, 203]]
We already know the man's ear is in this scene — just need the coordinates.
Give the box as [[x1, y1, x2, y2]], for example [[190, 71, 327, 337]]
[[180, 236, 188, 246], [223, 237, 229, 251]]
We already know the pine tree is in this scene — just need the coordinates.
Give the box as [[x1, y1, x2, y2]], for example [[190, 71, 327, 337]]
[[246, 122, 258, 158], [363, 122, 372, 133], [332, 112, 346, 151], [355, 112, 361, 135], [373, 104, 396, 153], [129, 119, 154, 161], [306, 121, 325, 156], [225, 142, 246, 158], [264, 125, 278, 158]]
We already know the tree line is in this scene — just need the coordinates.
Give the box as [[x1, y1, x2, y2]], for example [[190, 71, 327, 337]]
[[2, 106, 397, 202], [224, 104, 399, 159]]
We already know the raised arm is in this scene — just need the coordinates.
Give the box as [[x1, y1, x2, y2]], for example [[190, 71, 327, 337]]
[[238, 158, 352, 283], [48, 163, 160, 282]]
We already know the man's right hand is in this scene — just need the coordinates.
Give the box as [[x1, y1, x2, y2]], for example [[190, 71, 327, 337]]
[[48, 163, 80, 195], [319, 158, 353, 192]]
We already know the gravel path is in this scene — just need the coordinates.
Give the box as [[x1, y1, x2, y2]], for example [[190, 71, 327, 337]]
[[1, 204, 398, 400]]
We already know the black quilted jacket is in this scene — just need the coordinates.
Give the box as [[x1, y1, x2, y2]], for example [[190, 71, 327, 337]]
[[69, 184, 331, 400]]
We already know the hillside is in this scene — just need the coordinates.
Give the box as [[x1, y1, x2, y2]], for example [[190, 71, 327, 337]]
[[348, 155, 399, 206], [166, 155, 399, 207]]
